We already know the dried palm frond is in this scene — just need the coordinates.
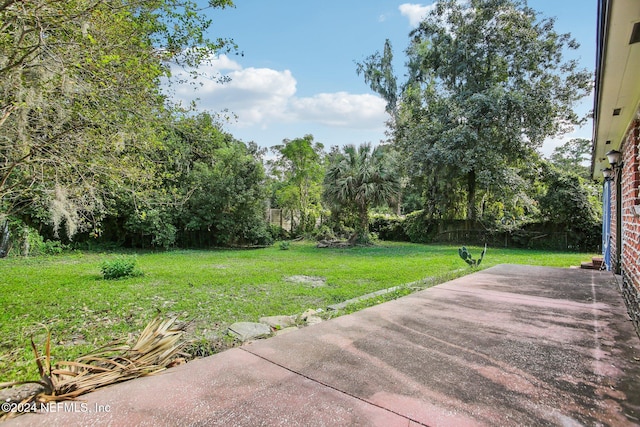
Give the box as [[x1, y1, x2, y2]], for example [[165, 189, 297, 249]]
[[1, 317, 186, 419], [49, 317, 186, 400]]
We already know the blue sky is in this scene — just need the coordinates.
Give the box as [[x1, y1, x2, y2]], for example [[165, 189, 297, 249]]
[[168, 0, 597, 157]]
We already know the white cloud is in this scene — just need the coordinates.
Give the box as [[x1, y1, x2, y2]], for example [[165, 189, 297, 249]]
[[169, 55, 296, 126], [291, 92, 387, 128], [204, 55, 243, 72], [399, 3, 435, 27], [166, 55, 387, 133]]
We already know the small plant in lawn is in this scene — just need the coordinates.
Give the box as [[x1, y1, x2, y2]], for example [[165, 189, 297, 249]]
[[185, 337, 217, 358], [101, 256, 144, 279], [42, 240, 68, 255], [279, 241, 290, 250], [458, 244, 487, 268]]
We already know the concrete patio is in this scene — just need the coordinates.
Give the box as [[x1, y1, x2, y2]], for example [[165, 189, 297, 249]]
[[5, 264, 640, 426]]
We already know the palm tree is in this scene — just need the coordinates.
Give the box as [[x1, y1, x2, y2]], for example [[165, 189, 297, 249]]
[[324, 143, 400, 243]]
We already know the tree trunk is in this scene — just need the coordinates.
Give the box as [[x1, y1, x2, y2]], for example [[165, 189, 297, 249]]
[[467, 169, 477, 221], [0, 220, 10, 258], [21, 226, 30, 256], [357, 204, 370, 243]]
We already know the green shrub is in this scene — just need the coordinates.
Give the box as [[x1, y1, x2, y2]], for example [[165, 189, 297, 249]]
[[312, 224, 336, 241], [279, 241, 290, 250], [403, 210, 436, 243], [42, 240, 68, 255], [7, 223, 54, 257], [241, 220, 275, 246], [268, 225, 289, 241], [1, 218, 71, 257], [101, 256, 144, 280], [369, 214, 409, 241]]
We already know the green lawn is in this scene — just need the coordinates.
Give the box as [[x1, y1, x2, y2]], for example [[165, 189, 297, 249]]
[[0, 241, 595, 382]]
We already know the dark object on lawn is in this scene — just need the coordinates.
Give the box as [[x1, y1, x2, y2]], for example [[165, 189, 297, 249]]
[[316, 239, 353, 248], [459, 244, 487, 267]]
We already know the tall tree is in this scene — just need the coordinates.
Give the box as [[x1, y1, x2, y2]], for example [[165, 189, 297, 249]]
[[538, 163, 600, 229], [269, 135, 325, 234], [181, 139, 270, 247], [108, 112, 271, 248], [0, 0, 236, 245], [356, 39, 398, 121], [549, 138, 592, 180], [323, 143, 400, 243], [359, 0, 592, 221]]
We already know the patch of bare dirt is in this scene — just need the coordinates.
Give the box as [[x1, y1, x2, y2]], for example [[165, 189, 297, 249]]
[[284, 275, 327, 288]]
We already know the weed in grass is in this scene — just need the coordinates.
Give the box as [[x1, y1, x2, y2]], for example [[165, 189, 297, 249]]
[[184, 334, 238, 358], [279, 241, 290, 250], [100, 256, 144, 280], [185, 337, 216, 358]]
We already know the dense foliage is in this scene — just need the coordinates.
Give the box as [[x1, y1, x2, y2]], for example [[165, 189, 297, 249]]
[[0, 0, 601, 254], [324, 143, 401, 243], [2, 0, 235, 224], [269, 135, 325, 235], [0, 0, 274, 252], [358, 0, 593, 223]]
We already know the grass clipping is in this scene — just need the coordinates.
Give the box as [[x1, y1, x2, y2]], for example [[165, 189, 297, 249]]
[[1, 317, 185, 417]]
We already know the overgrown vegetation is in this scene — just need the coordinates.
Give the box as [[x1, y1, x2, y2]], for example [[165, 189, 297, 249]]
[[101, 257, 144, 280], [0, 0, 600, 254], [0, 242, 595, 383], [357, 0, 595, 226], [0, 1, 604, 416], [0, 0, 239, 254]]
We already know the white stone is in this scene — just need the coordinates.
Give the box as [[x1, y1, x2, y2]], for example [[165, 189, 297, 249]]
[[300, 309, 317, 321], [305, 316, 323, 326], [227, 322, 272, 342], [259, 315, 297, 329]]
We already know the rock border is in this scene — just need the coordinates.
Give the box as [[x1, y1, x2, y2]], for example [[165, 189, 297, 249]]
[[227, 309, 324, 342]]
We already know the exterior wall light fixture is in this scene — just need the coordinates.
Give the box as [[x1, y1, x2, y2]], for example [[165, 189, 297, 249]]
[[606, 149, 623, 167]]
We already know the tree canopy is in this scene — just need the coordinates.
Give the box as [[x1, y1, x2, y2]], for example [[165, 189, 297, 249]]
[[269, 135, 325, 235], [549, 138, 591, 180], [324, 143, 400, 243], [0, 0, 236, 238], [359, 0, 592, 222], [0, 0, 603, 254]]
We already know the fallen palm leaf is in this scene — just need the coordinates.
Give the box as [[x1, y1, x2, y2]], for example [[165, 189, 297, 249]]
[[1, 317, 186, 419]]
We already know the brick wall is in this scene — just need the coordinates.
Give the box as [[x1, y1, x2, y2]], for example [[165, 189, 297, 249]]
[[616, 117, 640, 335]]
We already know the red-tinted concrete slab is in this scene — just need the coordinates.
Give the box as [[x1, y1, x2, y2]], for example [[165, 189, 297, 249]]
[[244, 265, 640, 426], [5, 264, 640, 426], [5, 348, 408, 426]]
